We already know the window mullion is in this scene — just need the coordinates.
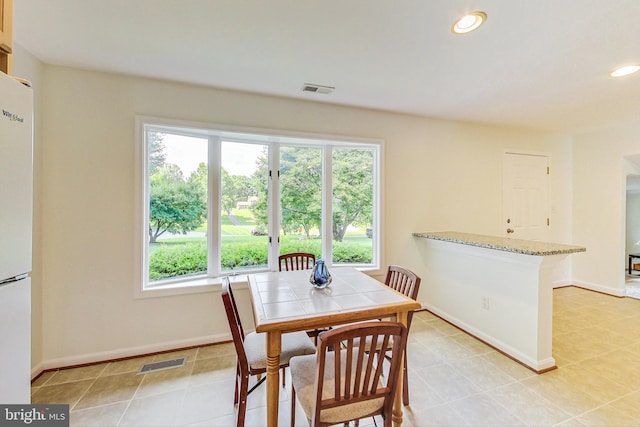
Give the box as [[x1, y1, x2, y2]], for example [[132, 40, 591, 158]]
[[373, 148, 381, 270], [210, 135, 221, 277], [142, 127, 152, 286], [268, 142, 280, 271], [322, 146, 333, 265]]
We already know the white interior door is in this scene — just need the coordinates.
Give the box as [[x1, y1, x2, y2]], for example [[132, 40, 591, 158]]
[[502, 153, 549, 240]]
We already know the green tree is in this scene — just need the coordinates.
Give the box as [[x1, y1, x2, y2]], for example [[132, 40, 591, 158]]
[[332, 148, 373, 242], [148, 131, 166, 174], [249, 147, 269, 233], [235, 175, 254, 205], [280, 147, 321, 237], [149, 164, 207, 243], [250, 147, 374, 242], [190, 162, 208, 194], [221, 168, 237, 215]]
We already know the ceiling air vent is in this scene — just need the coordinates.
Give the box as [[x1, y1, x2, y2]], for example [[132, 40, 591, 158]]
[[302, 83, 335, 94]]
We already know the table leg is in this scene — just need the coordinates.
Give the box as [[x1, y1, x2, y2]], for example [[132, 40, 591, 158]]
[[266, 331, 282, 427], [392, 310, 409, 427]]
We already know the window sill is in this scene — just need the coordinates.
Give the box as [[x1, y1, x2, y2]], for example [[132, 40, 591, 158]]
[[134, 266, 381, 299], [134, 275, 249, 299]]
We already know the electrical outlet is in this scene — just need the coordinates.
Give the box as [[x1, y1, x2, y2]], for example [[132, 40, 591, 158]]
[[481, 297, 490, 310]]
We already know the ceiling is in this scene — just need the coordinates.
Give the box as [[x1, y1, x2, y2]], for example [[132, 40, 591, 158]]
[[13, 0, 640, 133]]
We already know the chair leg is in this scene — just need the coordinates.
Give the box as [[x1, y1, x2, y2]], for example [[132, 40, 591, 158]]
[[282, 366, 286, 387], [237, 374, 249, 427], [385, 350, 410, 405], [402, 352, 409, 406], [290, 386, 296, 427], [234, 364, 241, 404]]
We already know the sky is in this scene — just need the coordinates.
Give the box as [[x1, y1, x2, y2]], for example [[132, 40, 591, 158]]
[[163, 134, 265, 177]]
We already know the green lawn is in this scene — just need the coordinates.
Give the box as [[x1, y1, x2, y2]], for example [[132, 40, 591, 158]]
[[229, 208, 256, 226]]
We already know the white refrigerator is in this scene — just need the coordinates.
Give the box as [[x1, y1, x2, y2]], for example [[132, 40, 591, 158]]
[[0, 71, 33, 403]]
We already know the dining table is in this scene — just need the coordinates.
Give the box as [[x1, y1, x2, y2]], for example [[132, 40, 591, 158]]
[[247, 266, 422, 427]]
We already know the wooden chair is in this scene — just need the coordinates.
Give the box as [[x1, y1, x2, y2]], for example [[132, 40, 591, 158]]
[[289, 321, 408, 427], [382, 265, 421, 406], [341, 265, 421, 406], [278, 252, 316, 271], [221, 277, 316, 427], [278, 252, 326, 344]]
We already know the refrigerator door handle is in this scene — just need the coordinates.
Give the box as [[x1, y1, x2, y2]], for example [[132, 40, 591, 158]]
[[0, 273, 28, 286]]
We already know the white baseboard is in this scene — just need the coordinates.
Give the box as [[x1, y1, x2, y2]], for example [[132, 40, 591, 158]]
[[422, 303, 555, 372], [31, 363, 45, 380], [34, 333, 231, 377], [552, 279, 574, 288], [572, 280, 625, 297]]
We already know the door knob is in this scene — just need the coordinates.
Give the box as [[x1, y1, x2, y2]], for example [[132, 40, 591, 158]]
[[506, 228, 514, 234]]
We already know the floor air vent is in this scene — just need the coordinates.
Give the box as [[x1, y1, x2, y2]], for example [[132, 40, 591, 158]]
[[138, 357, 186, 374]]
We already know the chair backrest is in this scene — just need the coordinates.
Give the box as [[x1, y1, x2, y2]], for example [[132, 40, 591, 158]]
[[221, 277, 249, 371], [278, 252, 316, 271], [384, 265, 421, 325], [311, 321, 408, 426]]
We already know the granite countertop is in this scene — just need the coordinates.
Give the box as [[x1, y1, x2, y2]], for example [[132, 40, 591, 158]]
[[412, 231, 586, 256]]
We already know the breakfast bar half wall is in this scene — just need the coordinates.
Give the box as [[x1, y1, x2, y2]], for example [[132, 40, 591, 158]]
[[413, 231, 586, 373]]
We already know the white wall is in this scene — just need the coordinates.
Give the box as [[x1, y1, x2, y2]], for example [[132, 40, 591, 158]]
[[21, 60, 576, 370], [573, 123, 640, 296]]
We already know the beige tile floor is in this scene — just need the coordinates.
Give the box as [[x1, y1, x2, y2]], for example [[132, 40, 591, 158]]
[[31, 286, 640, 427], [625, 276, 640, 299]]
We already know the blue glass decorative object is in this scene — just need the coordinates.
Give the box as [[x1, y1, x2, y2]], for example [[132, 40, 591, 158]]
[[310, 259, 332, 288]]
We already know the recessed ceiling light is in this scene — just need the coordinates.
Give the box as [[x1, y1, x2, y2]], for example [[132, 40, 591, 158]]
[[609, 64, 640, 78], [452, 11, 487, 34]]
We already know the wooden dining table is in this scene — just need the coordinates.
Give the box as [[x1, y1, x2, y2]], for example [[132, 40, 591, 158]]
[[247, 266, 422, 427]]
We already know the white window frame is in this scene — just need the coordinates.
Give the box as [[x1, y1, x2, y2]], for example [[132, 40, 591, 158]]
[[134, 116, 383, 298]]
